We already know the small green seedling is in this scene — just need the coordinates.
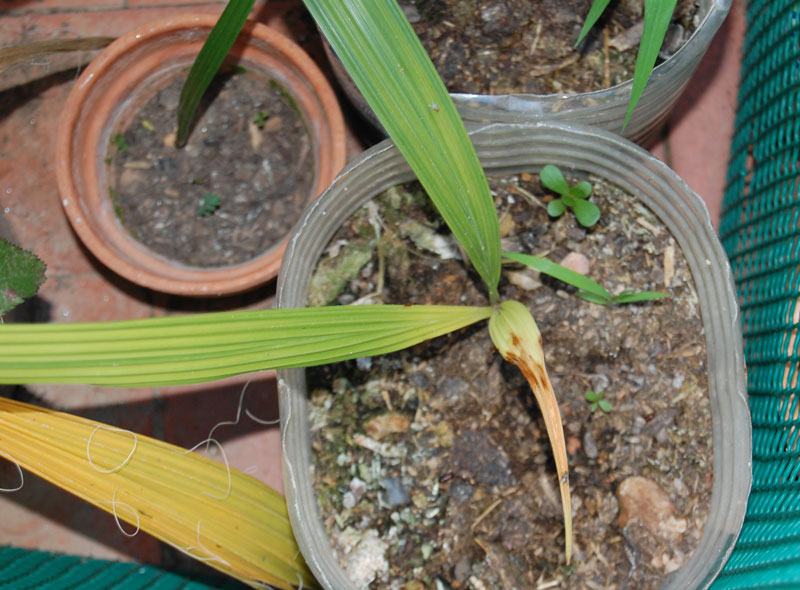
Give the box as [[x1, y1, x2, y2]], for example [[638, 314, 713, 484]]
[[504, 252, 668, 306], [585, 390, 612, 413], [540, 164, 599, 228], [111, 132, 129, 152], [198, 193, 221, 217], [252, 109, 270, 128]]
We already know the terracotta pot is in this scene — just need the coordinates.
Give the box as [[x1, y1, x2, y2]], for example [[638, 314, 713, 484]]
[[276, 121, 750, 589], [57, 15, 347, 296], [324, 0, 730, 145]]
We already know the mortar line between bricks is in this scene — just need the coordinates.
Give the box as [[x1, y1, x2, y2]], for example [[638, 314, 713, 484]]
[[4, 1, 226, 17]]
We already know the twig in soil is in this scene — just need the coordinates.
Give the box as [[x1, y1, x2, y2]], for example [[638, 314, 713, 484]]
[[471, 497, 504, 531], [512, 185, 547, 210], [529, 54, 581, 78], [530, 20, 543, 55]]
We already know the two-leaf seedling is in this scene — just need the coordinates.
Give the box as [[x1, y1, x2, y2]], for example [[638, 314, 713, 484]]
[[198, 193, 221, 217], [504, 252, 668, 306], [541, 164, 600, 228], [585, 390, 612, 413]]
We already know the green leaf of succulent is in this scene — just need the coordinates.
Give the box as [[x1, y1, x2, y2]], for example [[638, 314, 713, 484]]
[[306, 0, 501, 301], [0, 305, 491, 387], [175, 0, 256, 146], [572, 198, 600, 228], [0, 238, 46, 315], [585, 390, 599, 403], [598, 399, 613, 413], [547, 199, 566, 218], [571, 181, 593, 200], [540, 164, 570, 197], [504, 252, 610, 301]]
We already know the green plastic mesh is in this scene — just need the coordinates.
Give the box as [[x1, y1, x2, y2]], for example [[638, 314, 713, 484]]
[[711, 0, 800, 588], [0, 546, 245, 590]]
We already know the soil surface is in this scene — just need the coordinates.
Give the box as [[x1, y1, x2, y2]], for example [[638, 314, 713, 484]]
[[403, 0, 698, 95], [306, 172, 712, 589], [109, 67, 314, 268]]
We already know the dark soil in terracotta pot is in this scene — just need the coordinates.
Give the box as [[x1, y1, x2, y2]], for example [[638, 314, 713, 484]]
[[403, 0, 698, 95], [108, 67, 314, 268], [305, 172, 712, 589]]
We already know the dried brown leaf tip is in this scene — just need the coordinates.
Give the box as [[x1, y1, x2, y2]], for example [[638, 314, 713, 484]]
[[488, 300, 573, 564]]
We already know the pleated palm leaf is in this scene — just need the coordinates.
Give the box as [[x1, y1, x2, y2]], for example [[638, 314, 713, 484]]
[[0, 0, 573, 586]]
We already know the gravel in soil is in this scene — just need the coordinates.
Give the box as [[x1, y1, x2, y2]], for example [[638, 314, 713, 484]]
[[403, 0, 699, 95], [109, 67, 314, 268], [306, 172, 712, 589]]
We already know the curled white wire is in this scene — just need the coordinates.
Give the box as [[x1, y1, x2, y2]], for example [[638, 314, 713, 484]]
[[207, 378, 279, 449], [98, 488, 140, 538], [0, 456, 24, 492], [86, 425, 138, 473], [177, 438, 232, 500]]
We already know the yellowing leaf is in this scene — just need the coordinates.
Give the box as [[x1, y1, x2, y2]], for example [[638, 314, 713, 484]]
[[489, 300, 572, 564], [0, 397, 317, 589]]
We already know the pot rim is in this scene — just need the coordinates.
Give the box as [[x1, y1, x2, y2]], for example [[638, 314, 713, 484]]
[[277, 120, 751, 590], [325, 0, 731, 145], [56, 14, 347, 296]]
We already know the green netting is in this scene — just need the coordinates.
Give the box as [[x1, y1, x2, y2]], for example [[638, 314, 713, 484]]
[[0, 546, 245, 590], [711, 0, 800, 588]]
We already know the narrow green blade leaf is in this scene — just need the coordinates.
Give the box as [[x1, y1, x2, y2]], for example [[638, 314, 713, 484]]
[[576, 291, 612, 305], [176, 0, 256, 146], [504, 252, 610, 300], [540, 164, 570, 197], [575, 0, 613, 45], [0, 305, 491, 386], [305, 0, 501, 300], [0, 238, 46, 315], [611, 291, 669, 304], [624, 0, 678, 128]]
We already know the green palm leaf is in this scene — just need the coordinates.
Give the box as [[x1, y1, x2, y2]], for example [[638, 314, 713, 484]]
[[175, 0, 256, 146], [627, 0, 678, 126], [0, 305, 490, 386], [305, 0, 501, 300], [577, 0, 678, 128]]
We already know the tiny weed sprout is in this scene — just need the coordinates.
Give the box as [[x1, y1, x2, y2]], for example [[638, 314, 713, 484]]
[[504, 252, 669, 306], [252, 109, 270, 128], [198, 193, 221, 217], [111, 132, 129, 152], [540, 164, 600, 228], [585, 390, 612, 413]]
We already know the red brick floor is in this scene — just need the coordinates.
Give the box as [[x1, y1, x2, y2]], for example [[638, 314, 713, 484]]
[[0, 0, 746, 576]]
